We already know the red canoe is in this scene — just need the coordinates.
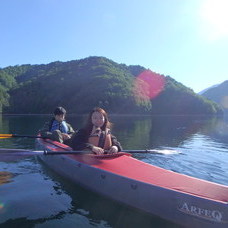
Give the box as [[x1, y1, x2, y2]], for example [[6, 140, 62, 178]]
[[36, 138, 228, 228]]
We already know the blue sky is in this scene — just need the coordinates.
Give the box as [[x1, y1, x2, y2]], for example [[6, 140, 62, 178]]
[[0, 0, 228, 92]]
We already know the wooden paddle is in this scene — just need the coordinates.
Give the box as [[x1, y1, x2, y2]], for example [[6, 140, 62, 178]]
[[0, 134, 45, 139]]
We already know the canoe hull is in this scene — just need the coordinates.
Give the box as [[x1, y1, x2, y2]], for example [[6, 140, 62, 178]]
[[36, 139, 228, 228]]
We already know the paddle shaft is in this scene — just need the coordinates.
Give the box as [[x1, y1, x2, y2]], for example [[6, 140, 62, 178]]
[[0, 135, 176, 154], [44, 150, 156, 155], [0, 149, 91, 155], [122, 150, 157, 153], [0, 148, 166, 155]]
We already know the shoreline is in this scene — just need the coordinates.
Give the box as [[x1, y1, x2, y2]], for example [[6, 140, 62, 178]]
[[0, 113, 225, 117]]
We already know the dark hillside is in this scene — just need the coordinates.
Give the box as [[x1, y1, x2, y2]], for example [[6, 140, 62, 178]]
[[0, 56, 223, 115]]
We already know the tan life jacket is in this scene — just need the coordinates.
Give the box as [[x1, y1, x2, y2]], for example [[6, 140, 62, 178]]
[[88, 128, 112, 150]]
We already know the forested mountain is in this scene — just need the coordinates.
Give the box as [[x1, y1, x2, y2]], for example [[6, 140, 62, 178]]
[[201, 80, 228, 114], [0, 56, 223, 115]]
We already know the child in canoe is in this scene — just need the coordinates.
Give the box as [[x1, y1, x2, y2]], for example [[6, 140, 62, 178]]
[[39, 106, 75, 145], [71, 107, 122, 155]]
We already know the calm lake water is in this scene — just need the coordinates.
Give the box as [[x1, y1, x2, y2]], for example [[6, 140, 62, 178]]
[[0, 114, 228, 228]]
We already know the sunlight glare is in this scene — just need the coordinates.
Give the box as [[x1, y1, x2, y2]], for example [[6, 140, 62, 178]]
[[199, 0, 228, 41]]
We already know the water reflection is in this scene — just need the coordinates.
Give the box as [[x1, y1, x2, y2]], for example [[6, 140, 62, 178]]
[[0, 115, 228, 227], [0, 158, 73, 227], [110, 115, 152, 149], [111, 115, 228, 150], [32, 163, 180, 228], [0, 158, 180, 228], [0, 172, 13, 186], [199, 117, 228, 144], [1, 114, 228, 151]]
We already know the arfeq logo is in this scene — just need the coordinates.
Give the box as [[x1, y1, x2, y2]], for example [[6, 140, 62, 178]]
[[179, 202, 223, 223]]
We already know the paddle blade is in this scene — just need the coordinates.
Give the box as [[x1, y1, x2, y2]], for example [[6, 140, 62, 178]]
[[122, 149, 180, 154], [0, 134, 44, 139], [0, 148, 42, 162], [148, 149, 180, 155], [0, 134, 13, 139], [0, 148, 91, 162]]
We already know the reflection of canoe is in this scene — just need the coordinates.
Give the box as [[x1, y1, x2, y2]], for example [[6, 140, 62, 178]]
[[36, 138, 228, 228]]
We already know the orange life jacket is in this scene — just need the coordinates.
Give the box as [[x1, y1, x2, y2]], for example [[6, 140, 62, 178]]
[[88, 128, 112, 150]]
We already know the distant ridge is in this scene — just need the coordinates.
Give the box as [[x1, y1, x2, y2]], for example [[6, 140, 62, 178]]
[[201, 80, 228, 114], [198, 84, 219, 95]]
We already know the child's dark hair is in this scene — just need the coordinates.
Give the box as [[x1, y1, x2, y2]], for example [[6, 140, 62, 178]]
[[54, 107, 66, 116]]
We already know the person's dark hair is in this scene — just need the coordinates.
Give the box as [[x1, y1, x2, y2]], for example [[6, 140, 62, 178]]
[[84, 107, 112, 134], [54, 107, 66, 116]]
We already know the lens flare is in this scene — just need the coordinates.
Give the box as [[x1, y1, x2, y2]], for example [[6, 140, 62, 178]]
[[133, 70, 165, 100]]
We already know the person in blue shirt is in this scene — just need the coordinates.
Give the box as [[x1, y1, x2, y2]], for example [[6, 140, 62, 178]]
[[39, 107, 75, 144]]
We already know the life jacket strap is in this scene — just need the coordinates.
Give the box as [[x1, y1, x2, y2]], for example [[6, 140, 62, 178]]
[[98, 131, 106, 148]]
